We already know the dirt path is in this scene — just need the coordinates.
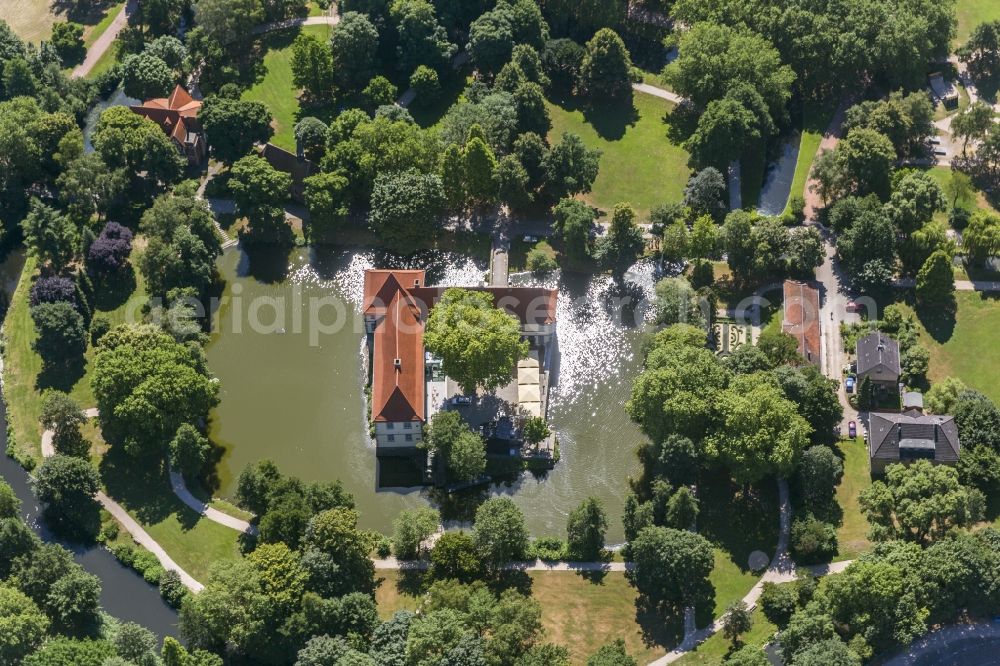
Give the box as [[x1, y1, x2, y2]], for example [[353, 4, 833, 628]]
[[802, 100, 851, 222], [71, 0, 136, 79]]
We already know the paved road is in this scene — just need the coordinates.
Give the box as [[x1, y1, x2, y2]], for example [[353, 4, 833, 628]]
[[71, 0, 137, 79]]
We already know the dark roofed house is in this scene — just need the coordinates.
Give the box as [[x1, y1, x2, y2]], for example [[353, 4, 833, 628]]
[[260, 142, 315, 204], [129, 85, 205, 165], [856, 331, 901, 388], [782, 280, 821, 366], [868, 407, 960, 474]]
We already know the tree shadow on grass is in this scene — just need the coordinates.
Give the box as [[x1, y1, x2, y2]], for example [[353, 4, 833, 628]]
[[390, 567, 429, 599], [698, 472, 780, 571], [582, 98, 640, 142], [915, 296, 957, 344], [99, 443, 201, 531], [36, 356, 86, 394], [91, 265, 137, 312], [635, 595, 687, 652]]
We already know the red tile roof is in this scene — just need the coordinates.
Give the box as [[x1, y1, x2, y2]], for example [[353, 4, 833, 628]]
[[363, 269, 558, 424], [130, 85, 202, 145], [371, 290, 425, 423], [782, 280, 821, 366]]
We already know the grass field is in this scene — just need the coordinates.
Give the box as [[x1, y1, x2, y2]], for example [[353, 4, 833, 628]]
[[242, 24, 333, 152], [957, 0, 1000, 46], [674, 609, 777, 665], [2, 0, 121, 46], [897, 292, 1000, 406], [834, 437, 871, 561], [546, 90, 691, 219], [82, 0, 124, 49]]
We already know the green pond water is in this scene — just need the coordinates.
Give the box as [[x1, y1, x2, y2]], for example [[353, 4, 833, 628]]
[[207, 246, 653, 542]]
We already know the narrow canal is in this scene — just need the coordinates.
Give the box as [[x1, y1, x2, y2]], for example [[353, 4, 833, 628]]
[[206, 246, 655, 543], [0, 252, 178, 638]]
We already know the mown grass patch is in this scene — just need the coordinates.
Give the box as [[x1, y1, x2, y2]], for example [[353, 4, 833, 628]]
[[956, 0, 1000, 46], [242, 24, 334, 152], [834, 436, 871, 561], [674, 608, 777, 665], [546, 91, 691, 219]]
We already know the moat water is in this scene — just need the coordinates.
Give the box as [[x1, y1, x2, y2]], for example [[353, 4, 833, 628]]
[[206, 246, 656, 542]]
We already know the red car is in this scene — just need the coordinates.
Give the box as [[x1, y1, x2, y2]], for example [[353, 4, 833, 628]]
[[848, 421, 857, 438]]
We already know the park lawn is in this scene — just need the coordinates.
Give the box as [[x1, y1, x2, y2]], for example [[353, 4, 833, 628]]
[[834, 437, 872, 561], [708, 549, 760, 618], [85, 41, 119, 79], [896, 292, 1000, 406], [956, 0, 1000, 46], [242, 24, 333, 152], [546, 90, 691, 219], [674, 609, 777, 665], [924, 166, 997, 218], [376, 569, 681, 664]]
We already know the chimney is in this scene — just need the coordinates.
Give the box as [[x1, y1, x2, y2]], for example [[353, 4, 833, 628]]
[[393, 358, 402, 370]]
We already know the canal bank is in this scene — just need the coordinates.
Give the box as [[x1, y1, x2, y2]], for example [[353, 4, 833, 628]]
[[0, 251, 178, 638]]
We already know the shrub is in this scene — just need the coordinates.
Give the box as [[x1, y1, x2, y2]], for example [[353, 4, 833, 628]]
[[790, 515, 837, 564], [374, 534, 392, 559], [526, 246, 558, 274], [529, 536, 567, 561], [759, 581, 798, 628], [131, 550, 160, 576], [789, 195, 806, 221], [30, 276, 78, 308], [142, 564, 165, 585], [949, 207, 970, 230], [98, 521, 119, 543], [111, 543, 137, 567], [91, 316, 111, 346], [87, 222, 134, 277], [159, 570, 187, 607]]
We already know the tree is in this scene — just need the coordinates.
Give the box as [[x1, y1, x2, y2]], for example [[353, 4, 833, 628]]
[[50, 21, 84, 64], [92, 105, 183, 186], [683, 167, 726, 221], [21, 200, 78, 272], [723, 602, 752, 644], [424, 288, 528, 393], [389, 0, 456, 74], [963, 211, 1000, 266], [139, 194, 221, 296], [653, 277, 706, 329], [542, 38, 585, 93], [792, 639, 861, 666], [430, 531, 481, 582], [795, 446, 843, 512], [628, 526, 714, 611], [834, 128, 896, 199], [368, 169, 446, 253], [587, 639, 637, 666], [290, 34, 335, 102], [92, 325, 219, 456], [468, 7, 515, 74], [552, 197, 594, 263], [57, 153, 127, 224], [410, 65, 441, 104], [837, 209, 896, 294], [169, 423, 211, 479], [303, 171, 350, 242], [595, 202, 645, 276], [790, 515, 837, 564], [759, 582, 798, 628], [474, 497, 529, 568], [330, 11, 380, 91], [787, 226, 824, 275], [197, 96, 273, 164], [40, 391, 88, 458], [294, 117, 328, 162], [229, 154, 292, 213], [663, 486, 698, 530], [543, 132, 601, 198], [522, 416, 550, 446], [115, 622, 158, 664], [859, 460, 984, 543], [707, 378, 812, 484], [34, 454, 100, 538], [392, 507, 440, 559], [954, 389, 1000, 451], [886, 171, 946, 234], [685, 97, 761, 169], [725, 646, 769, 666], [0, 585, 49, 664], [31, 302, 87, 368], [87, 222, 134, 278], [577, 28, 632, 103], [192, 0, 263, 44], [496, 154, 533, 209], [121, 53, 174, 100], [566, 497, 606, 560], [915, 249, 955, 309], [958, 21, 1000, 95], [664, 22, 794, 123], [463, 133, 498, 205]]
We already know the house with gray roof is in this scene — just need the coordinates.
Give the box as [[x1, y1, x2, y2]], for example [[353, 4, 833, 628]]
[[856, 331, 901, 389], [867, 407, 961, 474]]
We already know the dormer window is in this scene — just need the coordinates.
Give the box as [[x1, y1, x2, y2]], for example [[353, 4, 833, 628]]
[[394, 358, 402, 369]]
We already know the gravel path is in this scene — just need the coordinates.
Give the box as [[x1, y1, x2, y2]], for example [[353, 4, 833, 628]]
[[71, 0, 137, 79]]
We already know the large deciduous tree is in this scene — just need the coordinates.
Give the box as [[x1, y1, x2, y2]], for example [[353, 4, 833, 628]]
[[577, 28, 632, 103], [330, 12, 380, 91], [197, 96, 273, 164], [628, 526, 714, 611], [139, 194, 221, 297], [473, 497, 529, 569], [368, 169, 446, 253], [423, 288, 528, 393]]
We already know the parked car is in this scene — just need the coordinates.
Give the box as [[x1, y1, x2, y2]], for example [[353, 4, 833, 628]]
[[846, 301, 862, 313], [845, 376, 856, 393], [452, 396, 472, 406], [522, 235, 538, 243], [848, 421, 857, 438]]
